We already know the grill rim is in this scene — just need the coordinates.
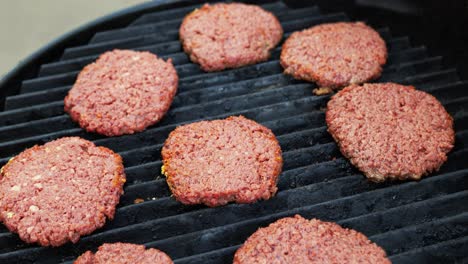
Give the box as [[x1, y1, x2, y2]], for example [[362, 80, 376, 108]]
[[0, 0, 233, 110], [0, 0, 467, 263]]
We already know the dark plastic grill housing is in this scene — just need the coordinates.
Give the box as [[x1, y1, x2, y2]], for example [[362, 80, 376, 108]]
[[0, 1, 466, 263]]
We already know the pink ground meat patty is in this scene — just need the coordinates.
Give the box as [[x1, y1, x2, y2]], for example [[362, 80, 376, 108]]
[[74, 243, 173, 264], [64, 49, 178, 136], [0, 137, 126, 247], [161, 116, 283, 207], [179, 3, 283, 72], [234, 215, 390, 264], [326, 83, 454, 182], [281, 22, 387, 89]]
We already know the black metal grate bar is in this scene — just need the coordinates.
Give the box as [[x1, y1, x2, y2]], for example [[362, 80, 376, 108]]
[[0, 1, 466, 263], [61, 12, 346, 60], [125, 2, 286, 28]]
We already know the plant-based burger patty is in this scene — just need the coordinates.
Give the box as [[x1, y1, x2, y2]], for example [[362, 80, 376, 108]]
[[161, 116, 283, 207], [281, 22, 387, 89], [179, 3, 283, 72], [74, 243, 173, 264], [64, 49, 178, 136], [0, 137, 126, 247], [326, 83, 454, 182], [234, 215, 390, 263]]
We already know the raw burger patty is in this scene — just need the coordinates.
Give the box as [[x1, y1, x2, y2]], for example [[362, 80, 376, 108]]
[[161, 116, 283, 207], [74, 243, 173, 264], [64, 49, 178, 136], [326, 83, 454, 182], [179, 3, 283, 71], [0, 137, 126, 247], [234, 215, 390, 264], [281, 22, 387, 89]]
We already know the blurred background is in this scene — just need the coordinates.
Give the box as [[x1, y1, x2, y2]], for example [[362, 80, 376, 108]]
[[0, 0, 147, 77]]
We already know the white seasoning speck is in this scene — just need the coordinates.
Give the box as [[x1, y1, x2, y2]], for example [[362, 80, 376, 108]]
[[6, 212, 13, 218], [29, 205, 39, 212], [11, 185, 20, 191]]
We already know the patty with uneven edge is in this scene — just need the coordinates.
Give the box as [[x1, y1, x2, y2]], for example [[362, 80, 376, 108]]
[[234, 215, 390, 264], [64, 49, 178, 137], [281, 22, 387, 89], [0, 137, 126, 247], [161, 116, 283, 207], [326, 83, 454, 182], [74, 243, 173, 264], [179, 3, 283, 72]]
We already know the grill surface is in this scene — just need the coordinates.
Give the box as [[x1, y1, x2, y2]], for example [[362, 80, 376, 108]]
[[0, 1, 467, 263]]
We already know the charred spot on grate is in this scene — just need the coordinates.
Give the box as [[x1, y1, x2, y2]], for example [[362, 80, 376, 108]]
[[0, 1, 466, 263]]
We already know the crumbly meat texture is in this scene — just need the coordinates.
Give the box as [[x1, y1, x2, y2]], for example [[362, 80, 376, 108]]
[[326, 83, 454, 182], [161, 116, 283, 207], [74, 243, 173, 264], [64, 49, 178, 136], [280, 22, 387, 89], [234, 215, 390, 264], [179, 3, 283, 72], [0, 137, 126, 247]]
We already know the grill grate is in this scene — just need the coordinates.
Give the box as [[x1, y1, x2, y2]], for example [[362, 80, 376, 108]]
[[0, 1, 467, 263]]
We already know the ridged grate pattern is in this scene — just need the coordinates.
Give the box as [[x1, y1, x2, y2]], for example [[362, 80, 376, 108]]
[[0, 1, 466, 263]]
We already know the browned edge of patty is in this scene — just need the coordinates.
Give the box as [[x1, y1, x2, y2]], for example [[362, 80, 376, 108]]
[[325, 83, 455, 182], [98, 145, 126, 195], [161, 116, 283, 207]]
